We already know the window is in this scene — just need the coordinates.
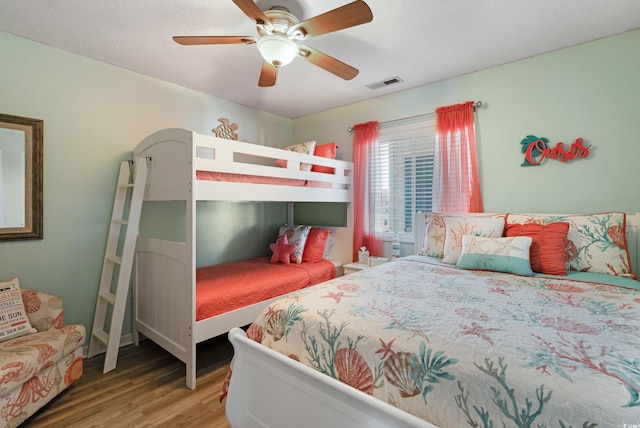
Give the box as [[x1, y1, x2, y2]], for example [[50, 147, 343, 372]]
[[372, 118, 436, 239]]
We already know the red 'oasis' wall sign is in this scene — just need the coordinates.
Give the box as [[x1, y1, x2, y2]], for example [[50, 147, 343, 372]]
[[520, 135, 591, 166]]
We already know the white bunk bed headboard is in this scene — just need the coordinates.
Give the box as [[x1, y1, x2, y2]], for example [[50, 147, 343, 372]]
[[133, 128, 353, 203], [413, 212, 640, 275]]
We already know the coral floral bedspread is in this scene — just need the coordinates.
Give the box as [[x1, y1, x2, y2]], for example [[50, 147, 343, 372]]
[[196, 257, 335, 321], [245, 256, 640, 427]]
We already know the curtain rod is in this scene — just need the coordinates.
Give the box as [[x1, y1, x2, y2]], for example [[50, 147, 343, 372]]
[[347, 100, 483, 133]]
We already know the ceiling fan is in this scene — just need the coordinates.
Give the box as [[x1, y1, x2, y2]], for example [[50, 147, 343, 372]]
[[173, 0, 373, 87]]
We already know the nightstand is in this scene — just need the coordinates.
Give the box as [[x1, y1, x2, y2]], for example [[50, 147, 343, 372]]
[[343, 262, 370, 275]]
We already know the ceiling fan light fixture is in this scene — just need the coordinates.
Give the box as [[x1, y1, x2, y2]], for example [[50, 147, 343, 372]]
[[173, 0, 373, 86], [257, 35, 299, 67]]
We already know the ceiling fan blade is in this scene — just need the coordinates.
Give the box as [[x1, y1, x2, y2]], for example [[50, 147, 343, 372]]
[[288, 1, 373, 38], [258, 61, 278, 87], [173, 36, 256, 45], [299, 45, 359, 80], [232, 0, 270, 26]]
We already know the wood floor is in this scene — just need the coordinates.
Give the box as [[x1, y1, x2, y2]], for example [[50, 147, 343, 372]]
[[23, 336, 234, 427]]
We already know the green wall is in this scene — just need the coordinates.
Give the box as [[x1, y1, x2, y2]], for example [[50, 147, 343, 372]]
[[138, 201, 288, 267], [294, 30, 640, 215], [195, 202, 288, 267], [0, 32, 293, 337]]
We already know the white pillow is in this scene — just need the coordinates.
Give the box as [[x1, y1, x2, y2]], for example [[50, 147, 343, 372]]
[[419, 213, 506, 258], [441, 217, 506, 264], [0, 277, 37, 342], [275, 141, 317, 171]]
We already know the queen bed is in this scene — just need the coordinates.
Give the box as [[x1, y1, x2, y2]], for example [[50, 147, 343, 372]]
[[224, 212, 640, 427]]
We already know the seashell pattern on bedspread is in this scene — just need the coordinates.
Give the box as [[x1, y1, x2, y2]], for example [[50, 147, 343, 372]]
[[246, 256, 640, 427]]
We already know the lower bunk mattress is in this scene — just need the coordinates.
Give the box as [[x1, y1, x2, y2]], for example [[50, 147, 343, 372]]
[[237, 256, 640, 427], [196, 257, 335, 321]]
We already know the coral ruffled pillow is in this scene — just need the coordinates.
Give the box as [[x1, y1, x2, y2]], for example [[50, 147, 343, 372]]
[[302, 228, 331, 263], [505, 222, 570, 275], [312, 143, 339, 174]]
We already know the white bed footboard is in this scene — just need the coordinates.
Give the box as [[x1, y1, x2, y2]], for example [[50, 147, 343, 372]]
[[226, 328, 435, 428]]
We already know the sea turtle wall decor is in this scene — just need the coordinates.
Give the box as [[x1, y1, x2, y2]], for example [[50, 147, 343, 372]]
[[212, 118, 239, 140]]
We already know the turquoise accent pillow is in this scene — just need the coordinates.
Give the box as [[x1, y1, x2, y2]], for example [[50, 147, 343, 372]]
[[457, 235, 533, 276]]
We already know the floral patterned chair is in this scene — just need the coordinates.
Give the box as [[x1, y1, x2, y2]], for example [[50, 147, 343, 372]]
[[0, 287, 86, 427]]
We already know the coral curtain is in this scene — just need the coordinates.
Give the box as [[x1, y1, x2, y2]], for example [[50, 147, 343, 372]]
[[433, 101, 483, 213], [352, 121, 382, 261]]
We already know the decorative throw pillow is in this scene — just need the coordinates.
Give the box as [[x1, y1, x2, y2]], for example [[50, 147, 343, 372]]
[[457, 235, 533, 276], [505, 222, 569, 275], [312, 143, 339, 174], [419, 212, 506, 258], [441, 217, 506, 264], [277, 224, 311, 264], [275, 141, 317, 171], [418, 212, 448, 257], [269, 235, 297, 265], [302, 228, 332, 263], [323, 231, 335, 259], [0, 277, 38, 342], [506, 213, 633, 277]]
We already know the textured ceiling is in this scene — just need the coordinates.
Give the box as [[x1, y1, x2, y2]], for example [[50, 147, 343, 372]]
[[1, 1, 639, 119]]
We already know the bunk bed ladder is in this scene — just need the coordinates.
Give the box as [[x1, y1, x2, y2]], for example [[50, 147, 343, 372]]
[[88, 158, 148, 374]]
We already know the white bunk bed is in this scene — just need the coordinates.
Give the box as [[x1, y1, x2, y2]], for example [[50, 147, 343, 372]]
[[131, 128, 353, 390]]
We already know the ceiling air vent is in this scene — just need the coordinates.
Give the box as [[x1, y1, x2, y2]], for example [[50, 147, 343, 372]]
[[366, 76, 404, 90]]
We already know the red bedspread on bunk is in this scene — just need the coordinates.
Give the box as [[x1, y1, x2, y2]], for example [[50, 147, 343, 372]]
[[196, 171, 306, 186], [196, 171, 331, 188], [195, 257, 335, 321]]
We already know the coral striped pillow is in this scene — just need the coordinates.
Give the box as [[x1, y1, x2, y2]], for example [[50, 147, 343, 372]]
[[302, 228, 331, 263], [312, 143, 339, 174], [505, 222, 569, 275]]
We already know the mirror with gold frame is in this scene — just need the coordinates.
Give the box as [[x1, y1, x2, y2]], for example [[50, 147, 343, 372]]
[[0, 113, 43, 241]]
